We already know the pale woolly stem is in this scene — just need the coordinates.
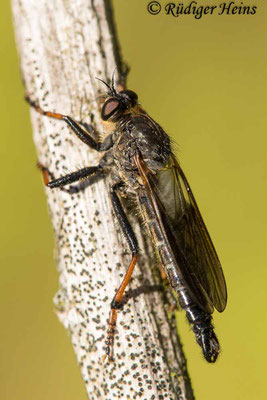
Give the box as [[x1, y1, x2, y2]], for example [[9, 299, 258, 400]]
[[12, 1, 194, 399]]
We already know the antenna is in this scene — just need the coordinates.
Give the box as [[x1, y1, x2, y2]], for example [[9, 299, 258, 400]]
[[95, 77, 112, 93], [95, 69, 118, 97]]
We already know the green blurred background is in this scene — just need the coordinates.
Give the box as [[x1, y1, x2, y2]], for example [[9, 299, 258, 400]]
[[0, 1, 266, 399]]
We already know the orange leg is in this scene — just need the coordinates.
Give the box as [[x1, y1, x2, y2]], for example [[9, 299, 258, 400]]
[[103, 253, 138, 362], [25, 95, 100, 150], [102, 187, 139, 362]]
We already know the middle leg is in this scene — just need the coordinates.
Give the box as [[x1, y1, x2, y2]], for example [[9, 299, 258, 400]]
[[37, 162, 102, 191]]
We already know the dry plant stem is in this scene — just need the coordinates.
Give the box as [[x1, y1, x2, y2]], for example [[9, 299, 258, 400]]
[[12, 0, 195, 399]]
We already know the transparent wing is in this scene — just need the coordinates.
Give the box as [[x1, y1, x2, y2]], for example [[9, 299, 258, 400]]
[[148, 154, 227, 313]]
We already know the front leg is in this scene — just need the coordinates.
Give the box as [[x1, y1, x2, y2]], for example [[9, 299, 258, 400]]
[[25, 95, 113, 151]]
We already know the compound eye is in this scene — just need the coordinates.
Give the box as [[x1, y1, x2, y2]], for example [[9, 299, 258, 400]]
[[119, 90, 138, 104], [101, 98, 120, 121]]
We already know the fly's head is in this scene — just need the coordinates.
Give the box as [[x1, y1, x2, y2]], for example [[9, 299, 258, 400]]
[[101, 89, 138, 122], [96, 76, 138, 122]]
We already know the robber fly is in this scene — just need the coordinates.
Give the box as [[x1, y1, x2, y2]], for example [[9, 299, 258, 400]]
[[26, 74, 227, 363]]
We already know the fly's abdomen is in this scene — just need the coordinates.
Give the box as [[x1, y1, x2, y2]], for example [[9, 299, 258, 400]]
[[183, 292, 220, 363], [138, 192, 221, 363], [138, 194, 182, 289]]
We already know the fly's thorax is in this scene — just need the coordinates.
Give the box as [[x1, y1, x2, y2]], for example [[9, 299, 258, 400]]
[[107, 134, 140, 193], [126, 113, 171, 172], [103, 110, 173, 194], [112, 113, 171, 173]]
